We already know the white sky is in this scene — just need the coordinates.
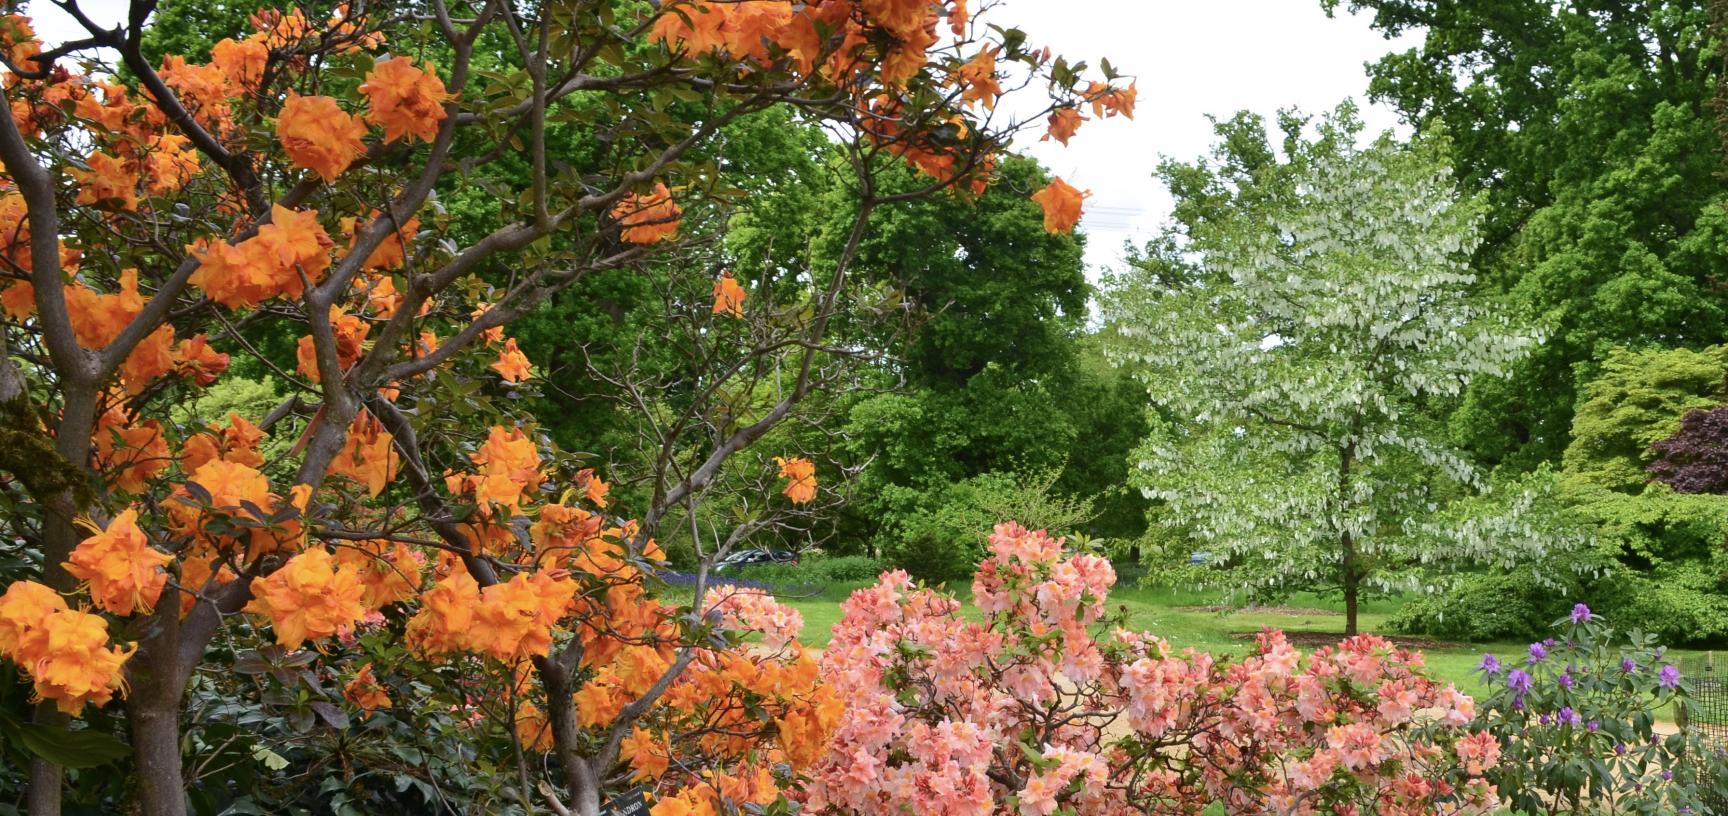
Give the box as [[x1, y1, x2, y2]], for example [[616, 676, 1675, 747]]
[[27, 0, 1420, 275], [999, 1, 1421, 274]]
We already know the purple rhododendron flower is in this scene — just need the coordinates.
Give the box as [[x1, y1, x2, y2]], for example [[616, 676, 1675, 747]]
[[1571, 603, 1591, 624], [1479, 653, 1501, 675], [1559, 707, 1579, 726], [1660, 664, 1681, 690], [1559, 672, 1574, 689], [1529, 642, 1548, 663], [1588, 720, 1600, 732], [1508, 669, 1532, 693], [1622, 657, 1638, 674]]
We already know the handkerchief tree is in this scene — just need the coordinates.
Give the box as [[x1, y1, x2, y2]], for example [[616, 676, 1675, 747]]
[[0, 0, 1132, 814]]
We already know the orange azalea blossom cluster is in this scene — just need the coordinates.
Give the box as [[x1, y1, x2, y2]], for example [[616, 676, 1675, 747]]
[[0, 581, 130, 714], [612, 182, 683, 244], [632, 647, 844, 815], [711, 271, 747, 318], [0, 508, 181, 713], [647, 0, 1131, 230], [0, 9, 452, 338], [775, 456, 817, 503], [1031, 177, 1087, 234], [804, 523, 1497, 816], [343, 662, 392, 715]]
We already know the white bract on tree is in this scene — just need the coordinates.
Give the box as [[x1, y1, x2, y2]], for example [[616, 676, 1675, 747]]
[[1107, 111, 1561, 635]]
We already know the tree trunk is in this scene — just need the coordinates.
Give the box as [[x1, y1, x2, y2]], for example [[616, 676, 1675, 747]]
[[127, 608, 188, 816], [1342, 543, 1360, 638], [1338, 434, 1360, 639], [536, 656, 601, 816]]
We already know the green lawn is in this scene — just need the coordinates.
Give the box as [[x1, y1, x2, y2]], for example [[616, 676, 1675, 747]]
[[771, 577, 1707, 701]]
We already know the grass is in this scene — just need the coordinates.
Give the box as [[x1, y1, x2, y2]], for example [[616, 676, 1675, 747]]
[[766, 574, 1708, 707]]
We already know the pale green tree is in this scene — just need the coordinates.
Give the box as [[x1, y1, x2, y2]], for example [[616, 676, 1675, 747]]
[[1108, 111, 1553, 635]]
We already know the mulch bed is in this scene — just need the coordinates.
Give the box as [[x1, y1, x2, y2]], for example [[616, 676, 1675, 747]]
[[1176, 605, 1339, 616], [1228, 630, 1463, 651]]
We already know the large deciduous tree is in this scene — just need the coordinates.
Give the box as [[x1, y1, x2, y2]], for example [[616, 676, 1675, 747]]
[[1322, 0, 1728, 470], [1107, 111, 1540, 636], [0, 1, 1132, 814]]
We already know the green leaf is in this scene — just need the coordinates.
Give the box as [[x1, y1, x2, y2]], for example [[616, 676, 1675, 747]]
[[11, 723, 129, 768]]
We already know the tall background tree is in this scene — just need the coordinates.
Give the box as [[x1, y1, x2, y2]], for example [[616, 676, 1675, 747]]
[[1106, 109, 1550, 635], [1323, 0, 1728, 471]]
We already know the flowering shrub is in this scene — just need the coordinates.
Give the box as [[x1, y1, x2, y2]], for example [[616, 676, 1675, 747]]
[[1473, 604, 1728, 814], [0, 0, 1135, 809], [805, 522, 1497, 815]]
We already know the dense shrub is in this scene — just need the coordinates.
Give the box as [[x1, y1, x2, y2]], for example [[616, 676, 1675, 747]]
[[806, 523, 1499, 815], [1473, 605, 1728, 813], [879, 470, 1098, 582], [1388, 573, 1569, 643], [731, 554, 890, 589]]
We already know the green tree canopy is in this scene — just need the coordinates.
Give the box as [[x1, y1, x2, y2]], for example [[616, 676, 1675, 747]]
[[1109, 110, 1548, 634]]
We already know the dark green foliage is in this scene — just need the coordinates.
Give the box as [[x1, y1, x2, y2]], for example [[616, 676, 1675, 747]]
[[1388, 574, 1570, 643], [872, 470, 1100, 582], [1401, 344, 1728, 645], [1328, 0, 1728, 470], [831, 157, 1147, 563]]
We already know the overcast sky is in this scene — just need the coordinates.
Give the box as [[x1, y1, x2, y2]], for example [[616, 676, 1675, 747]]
[[998, 1, 1422, 273], [27, 0, 1420, 274]]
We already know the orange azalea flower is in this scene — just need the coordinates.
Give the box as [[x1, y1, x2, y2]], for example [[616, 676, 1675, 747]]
[[623, 726, 670, 781], [650, 1, 729, 55], [295, 305, 370, 383], [711, 271, 746, 318], [119, 323, 177, 394], [491, 337, 532, 383], [243, 548, 367, 650], [573, 675, 625, 728], [210, 35, 268, 93], [187, 459, 274, 514], [1084, 80, 1137, 120], [343, 663, 392, 714], [459, 425, 542, 512], [956, 47, 1001, 111], [276, 92, 367, 182], [471, 569, 578, 661], [404, 569, 481, 656], [142, 133, 202, 196], [343, 210, 420, 271], [94, 408, 170, 494], [189, 205, 333, 308], [65, 508, 173, 615], [1043, 107, 1087, 146], [514, 701, 554, 752], [158, 55, 233, 134], [1031, 176, 1087, 234], [27, 609, 132, 715], [181, 412, 265, 474], [576, 467, 609, 509], [328, 411, 397, 497], [775, 456, 817, 504], [0, 580, 66, 661], [612, 182, 682, 244], [66, 268, 143, 349], [776, 683, 845, 768], [359, 57, 451, 144], [70, 151, 139, 210], [332, 539, 424, 609], [173, 334, 230, 386]]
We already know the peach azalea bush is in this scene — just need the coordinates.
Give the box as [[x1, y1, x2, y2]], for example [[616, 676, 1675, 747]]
[[806, 523, 1500, 816]]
